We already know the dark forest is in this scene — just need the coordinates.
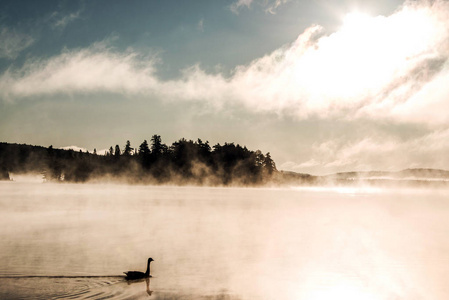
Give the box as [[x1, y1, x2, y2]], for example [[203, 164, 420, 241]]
[[0, 135, 278, 185]]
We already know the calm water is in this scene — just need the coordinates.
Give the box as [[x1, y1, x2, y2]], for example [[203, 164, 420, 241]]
[[1, 182, 449, 300]]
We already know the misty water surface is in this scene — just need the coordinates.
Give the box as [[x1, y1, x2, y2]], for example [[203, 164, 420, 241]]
[[0, 182, 448, 299]]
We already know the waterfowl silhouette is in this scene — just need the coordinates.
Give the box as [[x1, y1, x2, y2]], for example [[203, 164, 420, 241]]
[[124, 258, 154, 280]]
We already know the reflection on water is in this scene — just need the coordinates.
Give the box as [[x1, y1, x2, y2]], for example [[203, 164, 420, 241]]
[[1, 182, 449, 299], [0, 276, 125, 300]]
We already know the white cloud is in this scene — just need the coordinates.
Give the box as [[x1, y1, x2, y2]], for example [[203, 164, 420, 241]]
[[1, 0, 449, 126], [230, 0, 253, 14], [0, 42, 159, 100], [230, 0, 290, 14], [225, 0, 449, 124], [265, 0, 291, 14], [0, 28, 34, 59], [52, 10, 82, 30], [60, 145, 89, 152], [96, 148, 110, 156]]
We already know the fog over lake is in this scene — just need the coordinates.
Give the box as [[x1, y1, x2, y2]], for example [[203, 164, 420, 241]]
[[1, 182, 448, 299], [2, 1, 449, 299]]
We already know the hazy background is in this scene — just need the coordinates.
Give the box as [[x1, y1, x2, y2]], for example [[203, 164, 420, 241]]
[[1, 0, 448, 175]]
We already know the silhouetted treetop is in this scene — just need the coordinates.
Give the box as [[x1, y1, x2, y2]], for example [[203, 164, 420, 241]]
[[139, 140, 150, 156], [114, 145, 121, 157], [123, 140, 133, 156], [0, 137, 278, 185], [151, 135, 167, 156]]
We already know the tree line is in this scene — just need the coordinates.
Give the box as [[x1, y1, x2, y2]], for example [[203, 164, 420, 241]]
[[0, 135, 277, 185]]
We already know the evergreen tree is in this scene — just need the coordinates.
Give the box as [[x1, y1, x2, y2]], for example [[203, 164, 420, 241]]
[[263, 152, 276, 175], [197, 139, 211, 160], [150, 134, 167, 156], [255, 150, 265, 167], [138, 140, 150, 156], [123, 140, 133, 156], [114, 145, 121, 157]]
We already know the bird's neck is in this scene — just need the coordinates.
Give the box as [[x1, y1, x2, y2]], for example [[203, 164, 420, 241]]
[[145, 261, 151, 276]]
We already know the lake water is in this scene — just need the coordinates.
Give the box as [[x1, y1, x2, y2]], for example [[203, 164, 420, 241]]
[[1, 182, 449, 300]]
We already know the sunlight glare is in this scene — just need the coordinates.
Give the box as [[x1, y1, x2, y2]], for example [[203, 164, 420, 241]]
[[342, 12, 372, 29], [307, 279, 381, 300], [334, 186, 382, 195], [290, 6, 442, 113]]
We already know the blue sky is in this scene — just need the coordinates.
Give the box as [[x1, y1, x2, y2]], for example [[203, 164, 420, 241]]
[[1, 0, 449, 175]]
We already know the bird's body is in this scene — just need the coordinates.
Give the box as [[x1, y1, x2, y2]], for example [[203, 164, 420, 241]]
[[124, 271, 150, 280], [124, 258, 154, 280]]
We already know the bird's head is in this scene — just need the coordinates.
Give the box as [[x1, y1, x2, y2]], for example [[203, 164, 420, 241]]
[[148, 258, 154, 262]]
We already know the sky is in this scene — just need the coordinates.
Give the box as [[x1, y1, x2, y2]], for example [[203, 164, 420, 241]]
[[1, 0, 448, 175]]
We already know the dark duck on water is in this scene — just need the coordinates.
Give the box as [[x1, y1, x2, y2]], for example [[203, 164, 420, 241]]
[[124, 258, 154, 280]]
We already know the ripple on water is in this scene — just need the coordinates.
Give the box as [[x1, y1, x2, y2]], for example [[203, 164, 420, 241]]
[[0, 276, 149, 300], [0, 276, 243, 300]]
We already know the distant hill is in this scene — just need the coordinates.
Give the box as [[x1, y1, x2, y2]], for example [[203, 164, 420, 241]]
[[274, 168, 449, 187], [312, 168, 449, 187], [326, 168, 449, 180]]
